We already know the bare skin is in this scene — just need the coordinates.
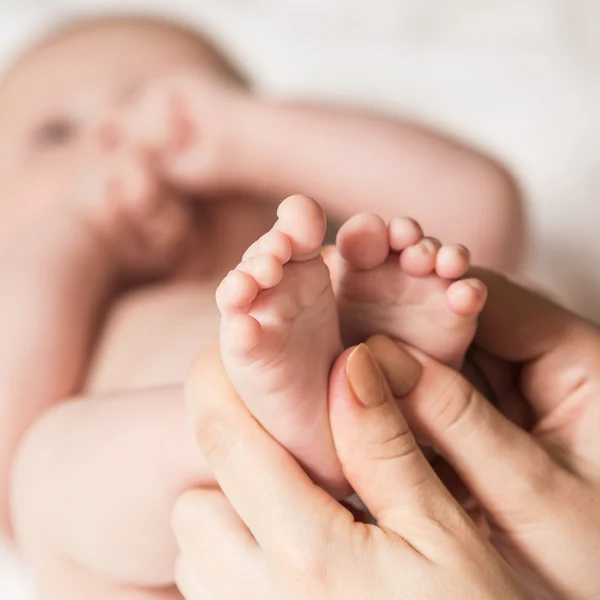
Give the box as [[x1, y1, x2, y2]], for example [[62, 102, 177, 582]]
[[217, 196, 345, 492], [0, 17, 275, 538], [108, 65, 525, 272], [333, 213, 486, 368], [176, 341, 533, 600], [180, 270, 600, 600], [217, 196, 486, 496], [2, 14, 523, 600], [11, 198, 488, 599]]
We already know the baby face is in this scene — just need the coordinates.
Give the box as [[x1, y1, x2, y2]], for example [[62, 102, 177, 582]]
[[0, 19, 229, 237]]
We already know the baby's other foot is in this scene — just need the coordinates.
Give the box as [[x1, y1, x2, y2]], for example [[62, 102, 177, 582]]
[[216, 195, 345, 493], [335, 214, 487, 369]]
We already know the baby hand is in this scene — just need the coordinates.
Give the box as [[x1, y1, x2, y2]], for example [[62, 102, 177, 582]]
[[68, 137, 194, 281], [100, 68, 254, 194]]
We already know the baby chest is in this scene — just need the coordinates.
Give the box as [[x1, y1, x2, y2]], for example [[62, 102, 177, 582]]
[[85, 282, 220, 394]]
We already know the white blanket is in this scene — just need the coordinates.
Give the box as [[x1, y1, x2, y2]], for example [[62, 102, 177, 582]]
[[1, 1, 599, 597]]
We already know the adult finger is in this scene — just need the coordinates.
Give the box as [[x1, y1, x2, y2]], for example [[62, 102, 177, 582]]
[[172, 489, 264, 599], [329, 343, 469, 536], [172, 488, 257, 557], [175, 554, 218, 600], [472, 268, 600, 417], [369, 336, 569, 520], [185, 340, 341, 553], [471, 268, 578, 361], [463, 348, 534, 430]]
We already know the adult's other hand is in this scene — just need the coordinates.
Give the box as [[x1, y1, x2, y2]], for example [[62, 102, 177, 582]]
[[369, 269, 600, 600], [173, 343, 530, 600]]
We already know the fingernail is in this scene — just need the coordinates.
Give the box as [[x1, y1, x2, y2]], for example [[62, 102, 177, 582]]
[[365, 335, 421, 397], [346, 344, 386, 407]]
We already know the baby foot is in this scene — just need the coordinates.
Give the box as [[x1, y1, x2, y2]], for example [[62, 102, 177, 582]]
[[334, 213, 487, 369], [216, 195, 345, 493], [72, 136, 194, 280]]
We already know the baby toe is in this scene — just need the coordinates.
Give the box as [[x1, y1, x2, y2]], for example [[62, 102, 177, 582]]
[[336, 213, 389, 269], [275, 195, 326, 260], [242, 230, 292, 264], [435, 245, 470, 280], [237, 255, 284, 290], [446, 278, 487, 316], [399, 237, 440, 276], [389, 217, 424, 251], [216, 270, 259, 314]]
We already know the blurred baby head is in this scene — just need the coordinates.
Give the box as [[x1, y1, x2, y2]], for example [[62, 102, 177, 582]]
[[0, 14, 246, 234]]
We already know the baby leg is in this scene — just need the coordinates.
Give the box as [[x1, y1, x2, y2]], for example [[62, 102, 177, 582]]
[[10, 385, 207, 595], [216, 195, 346, 495], [32, 550, 183, 600]]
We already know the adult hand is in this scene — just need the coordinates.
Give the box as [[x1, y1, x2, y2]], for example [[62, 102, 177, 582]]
[[174, 343, 530, 600], [368, 269, 600, 600]]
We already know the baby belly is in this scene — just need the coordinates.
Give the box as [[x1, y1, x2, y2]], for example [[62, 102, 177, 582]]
[[85, 282, 221, 394]]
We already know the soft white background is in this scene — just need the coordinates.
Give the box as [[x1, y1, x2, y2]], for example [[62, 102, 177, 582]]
[[1, 1, 599, 597]]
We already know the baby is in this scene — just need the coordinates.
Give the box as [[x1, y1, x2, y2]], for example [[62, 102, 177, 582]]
[[0, 13, 523, 600]]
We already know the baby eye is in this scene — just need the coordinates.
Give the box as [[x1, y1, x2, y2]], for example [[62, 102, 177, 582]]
[[32, 118, 79, 150]]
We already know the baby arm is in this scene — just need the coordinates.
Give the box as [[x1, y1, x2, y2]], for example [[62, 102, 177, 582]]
[[11, 198, 487, 598], [110, 73, 524, 272], [234, 101, 525, 271], [0, 215, 115, 537], [10, 380, 211, 595]]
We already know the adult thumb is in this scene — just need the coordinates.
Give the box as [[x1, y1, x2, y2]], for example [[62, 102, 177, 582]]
[[329, 344, 464, 530], [368, 335, 562, 522]]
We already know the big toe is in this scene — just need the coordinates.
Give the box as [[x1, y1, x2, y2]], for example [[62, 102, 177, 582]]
[[336, 213, 389, 269], [275, 195, 326, 261]]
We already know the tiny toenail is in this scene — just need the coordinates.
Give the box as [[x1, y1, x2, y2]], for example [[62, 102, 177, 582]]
[[459, 280, 487, 303], [465, 279, 484, 291], [401, 217, 419, 230], [419, 239, 437, 253]]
